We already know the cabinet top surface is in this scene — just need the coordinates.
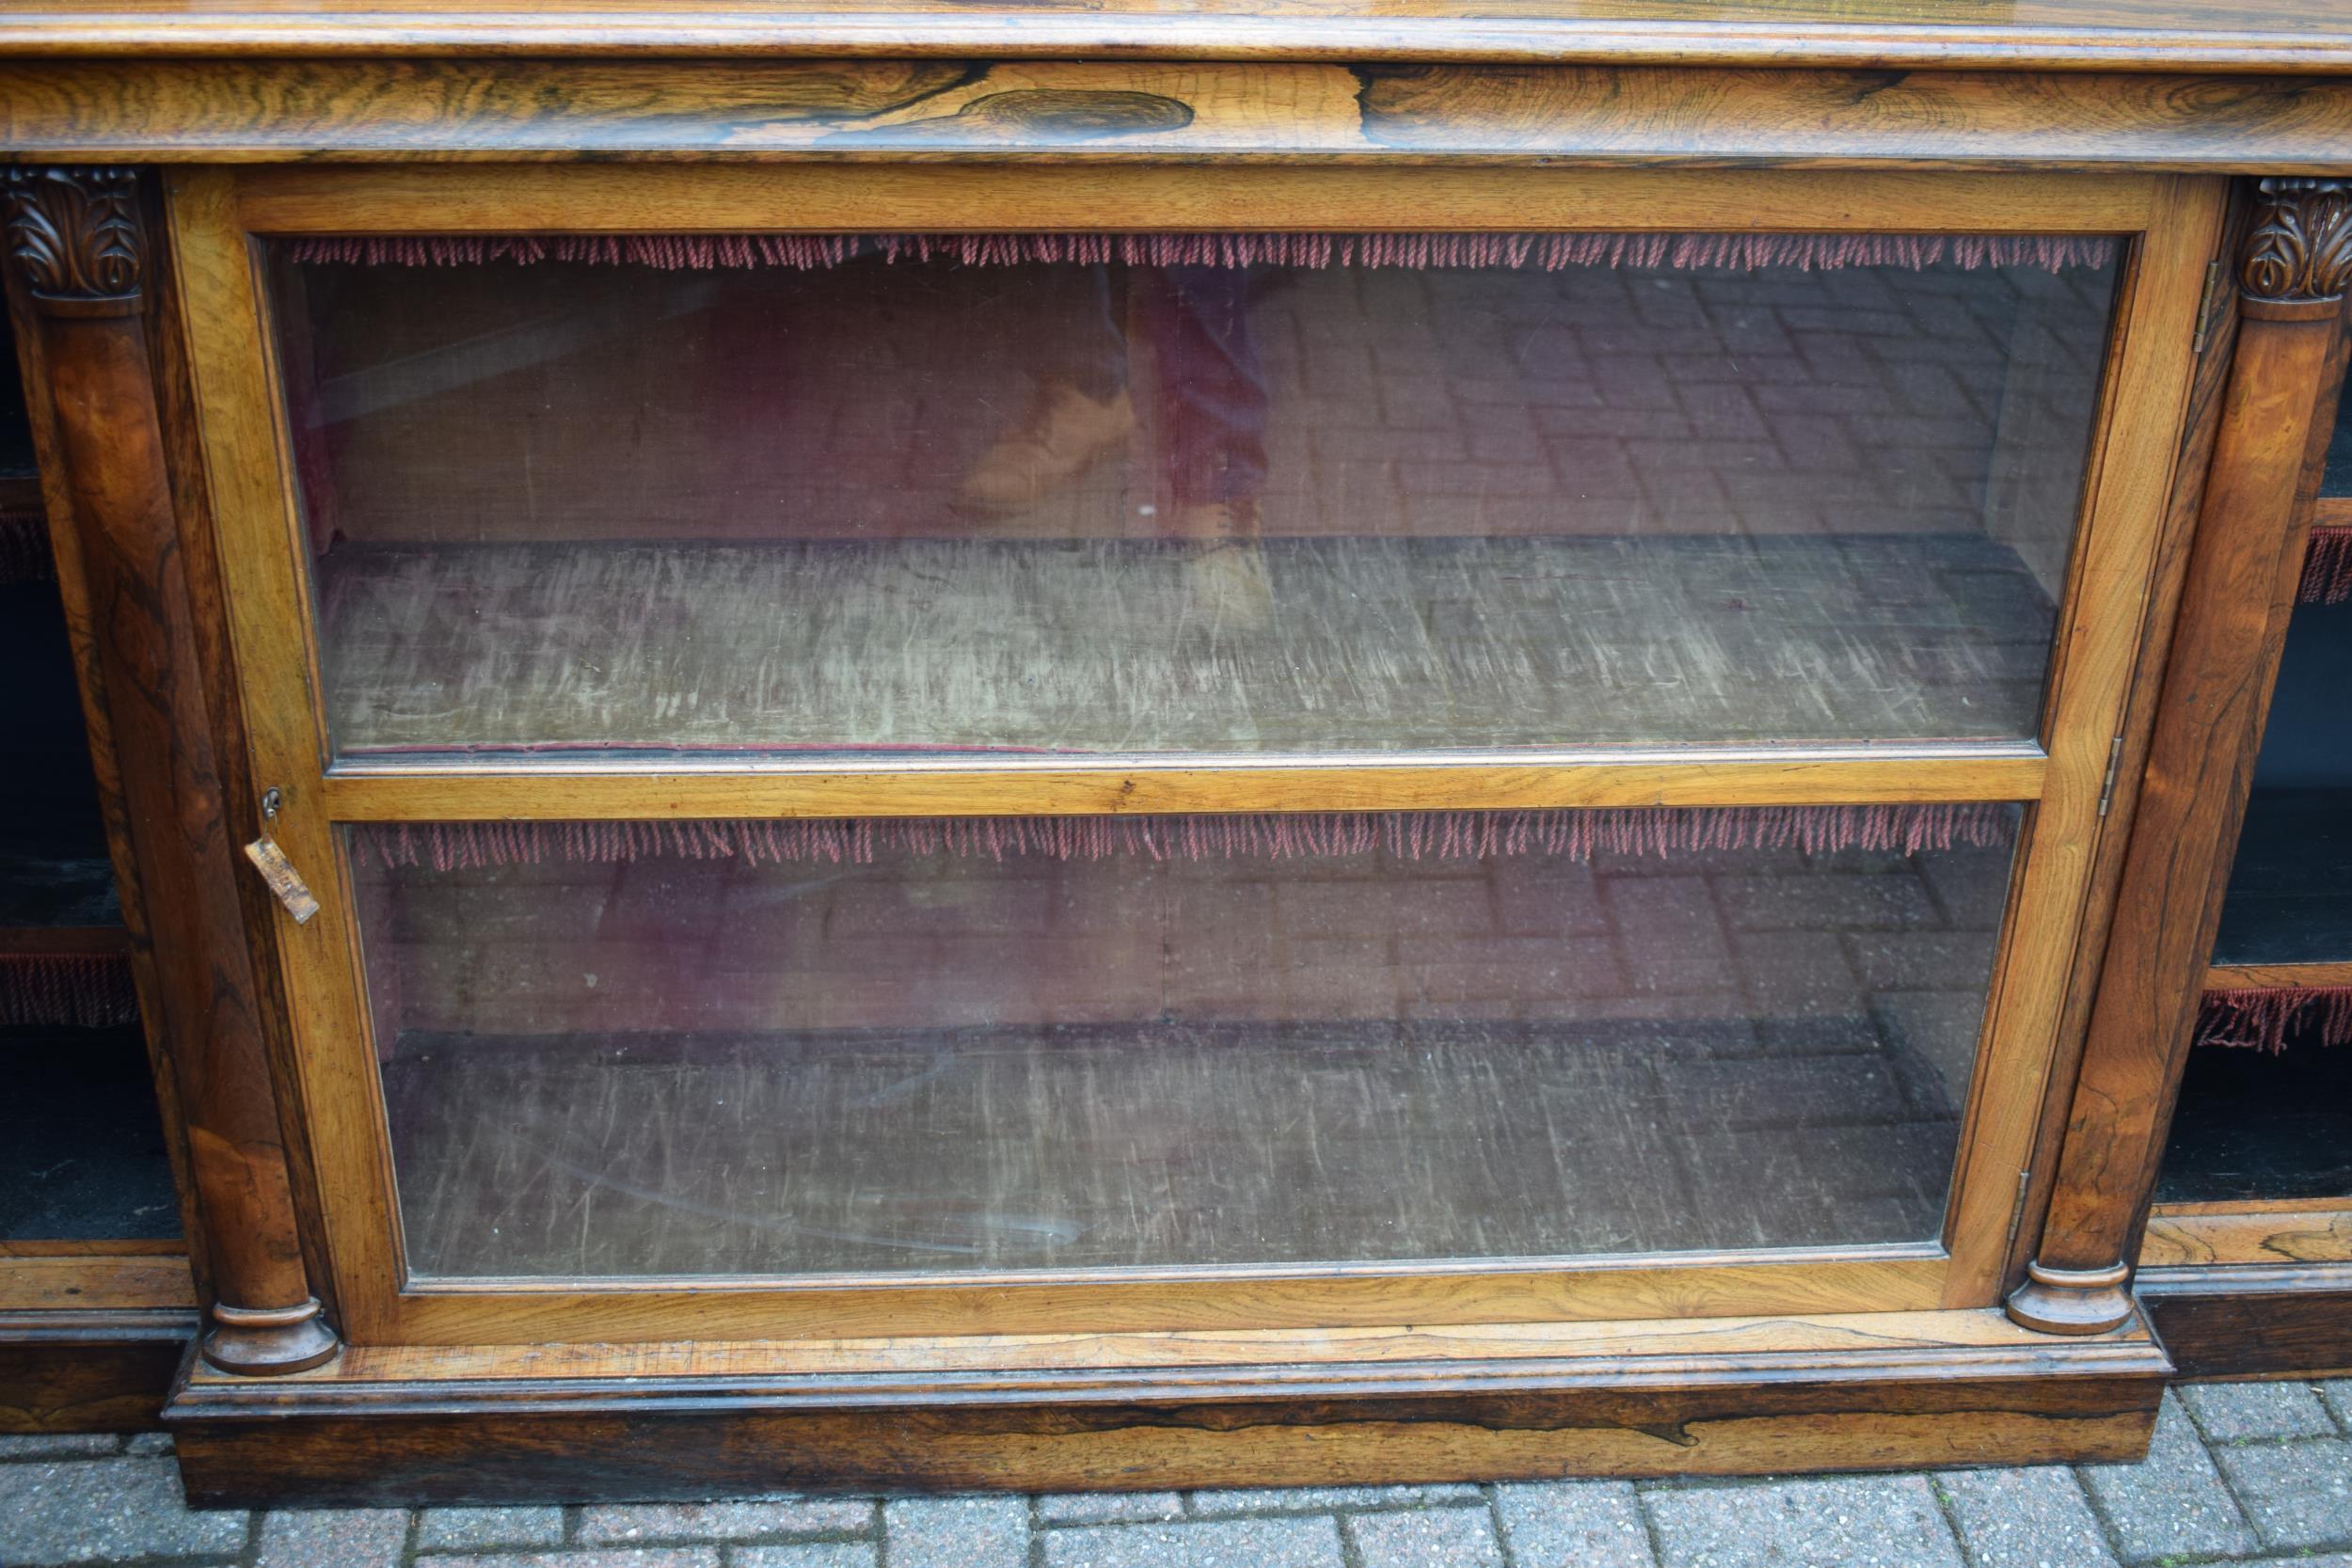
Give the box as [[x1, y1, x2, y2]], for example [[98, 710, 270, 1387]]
[[5, 0, 2351, 68]]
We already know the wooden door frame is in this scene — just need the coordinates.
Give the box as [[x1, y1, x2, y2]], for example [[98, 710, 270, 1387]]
[[164, 159, 2221, 1347]]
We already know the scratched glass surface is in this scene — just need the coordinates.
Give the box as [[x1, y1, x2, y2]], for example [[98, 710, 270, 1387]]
[[274, 238, 2118, 762], [353, 806, 2021, 1279]]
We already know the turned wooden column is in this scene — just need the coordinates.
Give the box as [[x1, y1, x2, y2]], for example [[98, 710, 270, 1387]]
[[3, 166, 337, 1375], [2009, 178, 2352, 1336]]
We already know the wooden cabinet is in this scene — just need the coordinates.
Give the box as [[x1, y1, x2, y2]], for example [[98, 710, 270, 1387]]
[[0, 0, 2346, 1506]]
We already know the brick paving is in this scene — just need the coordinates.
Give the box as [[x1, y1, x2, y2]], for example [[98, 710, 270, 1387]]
[[6, 1385, 2351, 1567]]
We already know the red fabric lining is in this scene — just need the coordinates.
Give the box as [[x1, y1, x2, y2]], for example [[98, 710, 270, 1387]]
[[0, 506, 51, 586], [0, 953, 138, 1030], [285, 231, 2119, 276], [2196, 986, 2352, 1053], [2303, 525, 2352, 606], [352, 803, 2017, 873]]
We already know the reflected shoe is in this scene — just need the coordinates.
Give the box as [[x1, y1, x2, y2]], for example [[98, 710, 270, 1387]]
[[1175, 503, 1274, 628], [954, 385, 1136, 513]]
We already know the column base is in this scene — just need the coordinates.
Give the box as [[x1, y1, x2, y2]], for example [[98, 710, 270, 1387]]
[[2006, 1259, 2137, 1336], [201, 1299, 340, 1377]]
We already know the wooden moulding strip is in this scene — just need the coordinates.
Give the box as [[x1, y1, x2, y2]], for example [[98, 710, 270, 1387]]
[[318, 751, 2051, 824], [2204, 959, 2352, 990], [2140, 1201, 2352, 1269], [0, 1250, 199, 1314], [161, 1307, 2171, 1505], [226, 163, 2158, 234], [193, 1306, 2150, 1387], [1, 5, 2351, 72], [8, 58, 2344, 171]]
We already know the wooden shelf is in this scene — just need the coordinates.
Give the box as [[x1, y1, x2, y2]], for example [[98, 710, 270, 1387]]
[[0, 850, 120, 946], [318, 531, 2060, 762], [382, 1013, 1974, 1281]]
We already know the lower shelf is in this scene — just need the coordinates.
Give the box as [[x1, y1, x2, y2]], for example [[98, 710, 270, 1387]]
[[2137, 1199, 2352, 1380], [2137, 1262, 2352, 1382], [165, 1307, 2169, 1506], [0, 1244, 199, 1433]]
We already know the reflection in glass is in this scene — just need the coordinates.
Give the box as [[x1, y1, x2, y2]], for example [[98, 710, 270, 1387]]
[[276, 235, 2118, 760], [354, 804, 2021, 1279]]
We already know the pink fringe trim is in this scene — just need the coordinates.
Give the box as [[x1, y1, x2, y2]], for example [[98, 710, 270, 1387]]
[[2196, 986, 2352, 1053], [0, 954, 138, 1030], [2302, 524, 2352, 606], [352, 803, 2015, 873], [0, 506, 51, 585], [285, 231, 2117, 276]]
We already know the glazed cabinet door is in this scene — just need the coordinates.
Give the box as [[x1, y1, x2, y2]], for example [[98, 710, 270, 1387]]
[[167, 164, 2221, 1345]]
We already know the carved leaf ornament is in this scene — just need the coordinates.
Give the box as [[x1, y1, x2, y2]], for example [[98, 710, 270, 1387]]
[[3, 166, 143, 303], [2242, 177, 2352, 305]]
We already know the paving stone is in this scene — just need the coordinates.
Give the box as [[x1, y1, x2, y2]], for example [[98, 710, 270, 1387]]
[[0, 1433, 120, 1458], [417, 1505, 569, 1550], [1931, 1467, 2116, 1568], [256, 1507, 412, 1568], [2211, 1436, 2352, 1551], [2181, 1379, 2340, 1441], [1036, 1490, 1186, 1523], [122, 1431, 175, 1455], [732, 1548, 879, 1568], [421, 1553, 720, 1568], [2077, 1391, 2258, 1564], [1645, 1475, 1964, 1568], [1343, 1507, 1505, 1568], [0, 1455, 249, 1564], [1492, 1480, 1656, 1568], [881, 1495, 1028, 1568], [1186, 1482, 1483, 1515], [576, 1498, 874, 1543], [2322, 1379, 2352, 1433], [1040, 1515, 1344, 1568]]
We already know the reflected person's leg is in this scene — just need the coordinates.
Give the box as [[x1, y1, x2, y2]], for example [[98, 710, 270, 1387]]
[[1143, 264, 1274, 624], [956, 263, 1136, 515], [1148, 264, 1270, 531]]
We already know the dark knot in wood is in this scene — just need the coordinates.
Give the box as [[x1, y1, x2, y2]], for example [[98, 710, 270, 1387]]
[[3, 166, 144, 307], [2241, 177, 2352, 306]]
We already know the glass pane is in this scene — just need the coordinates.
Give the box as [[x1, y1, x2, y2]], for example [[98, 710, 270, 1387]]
[[353, 803, 2020, 1281], [275, 233, 2118, 762]]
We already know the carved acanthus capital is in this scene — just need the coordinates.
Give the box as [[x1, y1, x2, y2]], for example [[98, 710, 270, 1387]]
[[2241, 177, 2352, 307], [3, 166, 144, 313]]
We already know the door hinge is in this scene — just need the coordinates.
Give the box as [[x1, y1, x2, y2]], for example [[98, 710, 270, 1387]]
[[2191, 260, 2224, 354], [2096, 735, 2125, 818]]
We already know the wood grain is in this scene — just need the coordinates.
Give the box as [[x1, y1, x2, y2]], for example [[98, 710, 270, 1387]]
[[2137, 1264, 2352, 1379], [0, 1251, 198, 1312], [2012, 179, 2352, 1335], [1938, 174, 2225, 1307], [0, 1321, 193, 1433], [1, 0, 2350, 73], [2140, 1201, 2352, 1267], [2204, 959, 2352, 990], [227, 163, 2158, 235], [2001, 195, 2249, 1292], [163, 1306, 2168, 1505], [317, 756, 2052, 822], [5, 167, 335, 1375], [4, 61, 2352, 167], [0, 1247, 197, 1434]]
